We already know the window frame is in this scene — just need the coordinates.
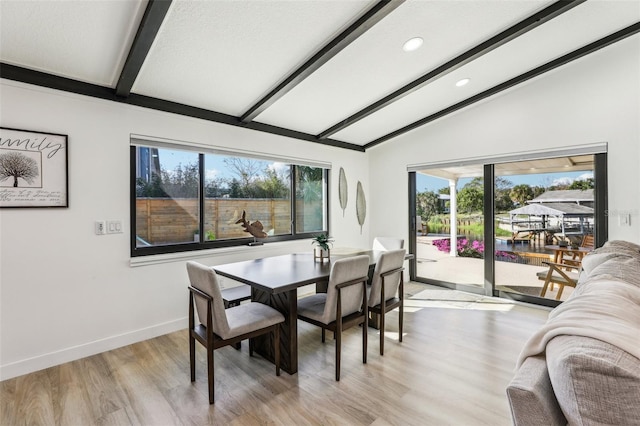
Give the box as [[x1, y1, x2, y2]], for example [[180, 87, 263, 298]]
[[130, 145, 330, 257]]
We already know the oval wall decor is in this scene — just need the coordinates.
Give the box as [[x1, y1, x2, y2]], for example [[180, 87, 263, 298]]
[[338, 167, 348, 217], [356, 181, 366, 234]]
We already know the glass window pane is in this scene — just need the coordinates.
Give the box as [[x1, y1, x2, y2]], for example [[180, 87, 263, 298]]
[[415, 169, 485, 289], [494, 156, 595, 302], [135, 147, 200, 246], [204, 154, 292, 239], [295, 166, 326, 233]]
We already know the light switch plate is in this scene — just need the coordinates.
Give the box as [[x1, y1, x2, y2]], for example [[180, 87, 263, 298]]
[[107, 220, 123, 234]]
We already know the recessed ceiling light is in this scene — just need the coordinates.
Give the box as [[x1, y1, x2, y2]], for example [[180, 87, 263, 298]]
[[403, 37, 423, 52], [456, 78, 470, 87]]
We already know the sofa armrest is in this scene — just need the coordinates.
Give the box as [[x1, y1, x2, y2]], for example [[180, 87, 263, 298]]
[[507, 355, 566, 426]]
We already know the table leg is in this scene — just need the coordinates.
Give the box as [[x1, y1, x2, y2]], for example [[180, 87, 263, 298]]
[[251, 288, 298, 375], [315, 279, 328, 293]]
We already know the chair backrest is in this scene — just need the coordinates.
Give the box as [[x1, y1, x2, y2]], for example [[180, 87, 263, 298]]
[[368, 249, 406, 307], [581, 234, 594, 249], [373, 237, 405, 251], [186, 261, 230, 337], [321, 255, 370, 324]]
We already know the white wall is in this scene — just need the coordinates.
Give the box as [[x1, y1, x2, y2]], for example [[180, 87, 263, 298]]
[[0, 81, 370, 380], [369, 35, 640, 246]]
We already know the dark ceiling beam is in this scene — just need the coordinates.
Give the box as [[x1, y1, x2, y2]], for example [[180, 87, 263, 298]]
[[364, 21, 640, 150], [115, 0, 173, 97], [317, 0, 586, 140], [0, 63, 364, 152], [239, 0, 405, 123]]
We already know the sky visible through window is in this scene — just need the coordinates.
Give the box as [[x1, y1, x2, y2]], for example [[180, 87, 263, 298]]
[[156, 148, 287, 183]]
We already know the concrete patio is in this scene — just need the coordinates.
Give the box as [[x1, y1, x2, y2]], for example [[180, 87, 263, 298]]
[[416, 236, 575, 302]]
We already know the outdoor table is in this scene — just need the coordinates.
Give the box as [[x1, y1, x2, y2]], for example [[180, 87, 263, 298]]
[[544, 245, 592, 264]]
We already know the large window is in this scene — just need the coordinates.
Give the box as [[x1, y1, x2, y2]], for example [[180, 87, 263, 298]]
[[131, 144, 328, 256]]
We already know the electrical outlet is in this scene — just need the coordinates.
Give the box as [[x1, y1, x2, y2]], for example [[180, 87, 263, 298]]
[[95, 221, 106, 235]]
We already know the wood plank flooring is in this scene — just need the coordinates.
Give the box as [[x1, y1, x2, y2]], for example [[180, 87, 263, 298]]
[[1, 283, 550, 425]]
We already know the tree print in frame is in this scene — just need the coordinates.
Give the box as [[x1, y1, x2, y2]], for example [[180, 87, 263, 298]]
[[0, 127, 68, 208]]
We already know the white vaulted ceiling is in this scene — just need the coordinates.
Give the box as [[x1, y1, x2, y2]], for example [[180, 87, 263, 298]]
[[1, 0, 639, 151]]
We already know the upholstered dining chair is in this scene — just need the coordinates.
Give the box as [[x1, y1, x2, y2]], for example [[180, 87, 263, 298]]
[[372, 236, 405, 251], [186, 261, 284, 404], [367, 249, 406, 355], [297, 255, 370, 381]]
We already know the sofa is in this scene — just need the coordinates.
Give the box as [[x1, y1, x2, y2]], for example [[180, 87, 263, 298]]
[[507, 240, 640, 426]]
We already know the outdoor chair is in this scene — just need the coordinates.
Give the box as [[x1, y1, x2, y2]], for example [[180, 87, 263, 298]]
[[562, 234, 594, 267], [367, 249, 406, 355], [297, 255, 370, 381], [536, 261, 581, 300], [186, 261, 284, 404]]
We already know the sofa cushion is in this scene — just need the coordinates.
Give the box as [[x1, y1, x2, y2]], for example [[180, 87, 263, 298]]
[[507, 355, 566, 426], [546, 335, 640, 425]]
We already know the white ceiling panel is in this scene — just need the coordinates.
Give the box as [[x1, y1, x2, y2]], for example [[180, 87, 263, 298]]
[[0, 0, 145, 86], [253, 0, 554, 135], [332, 0, 640, 145], [132, 0, 373, 116]]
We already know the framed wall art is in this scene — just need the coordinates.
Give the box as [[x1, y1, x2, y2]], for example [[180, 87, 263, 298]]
[[0, 127, 68, 208]]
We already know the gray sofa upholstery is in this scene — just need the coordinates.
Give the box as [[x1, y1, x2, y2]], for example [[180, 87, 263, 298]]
[[507, 240, 640, 426]]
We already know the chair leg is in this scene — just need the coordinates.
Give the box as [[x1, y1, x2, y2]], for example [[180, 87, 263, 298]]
[[274, 326, 281, 377], [249, 337, 254, 356], [335, 327, 342, 381], [399, 305, 403, 343], [556, 284, 565, 300], [362, 316, 367, 364], [321, 328, 325, 343], [207, 344, 215, 404], [540, 277, 552, 297], [380, 310, 386, 356], [189, 334, 196, 382]]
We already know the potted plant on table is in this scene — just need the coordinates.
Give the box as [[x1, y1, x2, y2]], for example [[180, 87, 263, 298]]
[[312, 233, 333, 262]]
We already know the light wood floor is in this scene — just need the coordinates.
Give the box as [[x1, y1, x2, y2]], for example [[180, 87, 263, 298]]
[[1, 283, 550, 425]]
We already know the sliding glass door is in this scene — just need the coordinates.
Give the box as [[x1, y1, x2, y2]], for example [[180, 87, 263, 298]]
[[411, 150, 607, 306]]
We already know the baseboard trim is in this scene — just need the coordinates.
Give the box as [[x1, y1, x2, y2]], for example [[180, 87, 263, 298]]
[[0, 317, 188, 381]]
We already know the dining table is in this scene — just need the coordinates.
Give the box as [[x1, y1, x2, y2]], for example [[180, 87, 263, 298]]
[[213, 248, 412, 374]]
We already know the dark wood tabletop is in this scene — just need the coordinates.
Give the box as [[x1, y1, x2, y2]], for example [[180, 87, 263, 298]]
[[213, 249, 401, 294]]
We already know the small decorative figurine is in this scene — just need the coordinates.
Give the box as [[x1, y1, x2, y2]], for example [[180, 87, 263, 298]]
[[235, 210, 268, 245]]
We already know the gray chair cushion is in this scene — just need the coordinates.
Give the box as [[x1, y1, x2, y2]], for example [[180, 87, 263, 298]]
[[546, 335, 640, 426], [298, 255, 369, 324], [368, 249, 405, 307], [506, 355, 566, 426], [224, 302, 284, 340], [296, 293, 329, 323]]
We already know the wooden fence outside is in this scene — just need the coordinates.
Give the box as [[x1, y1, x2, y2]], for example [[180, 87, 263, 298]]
[[136, 198, 321, 244]]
